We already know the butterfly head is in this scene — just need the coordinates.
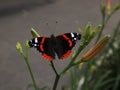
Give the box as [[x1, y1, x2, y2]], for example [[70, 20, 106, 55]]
[[51, 34, 55, 38], [77, 33, 81, 40], [70, 33, 81, 42], [28, 38, 39, 48], [28, 40, 34, 47]]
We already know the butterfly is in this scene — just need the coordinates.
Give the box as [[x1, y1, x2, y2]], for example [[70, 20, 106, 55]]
[[28, 33, 81, 61]]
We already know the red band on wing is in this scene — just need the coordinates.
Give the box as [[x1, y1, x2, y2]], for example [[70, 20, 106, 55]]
[[39, 37, 46, 52], [62, 34, 72, 47], [61, 50, 71, 59], [42, 53, 53, 61]]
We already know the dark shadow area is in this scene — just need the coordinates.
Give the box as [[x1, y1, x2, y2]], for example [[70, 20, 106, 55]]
[[0, 0, 56, 17]]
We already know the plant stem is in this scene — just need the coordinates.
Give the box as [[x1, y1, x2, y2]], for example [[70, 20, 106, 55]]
[[60, 59, 83, 76], [53, 75, 60, 90], [96, 9, 117, 43], [60, 41, 88, 76], [70, 43, 87, 64], [60, 64, 72, 76], [50, 61, 59, 76], [24, 46, 38, 90], [24, 56, 38, 90], [95, 21, 105, 43], [50, 61, 60, 90]]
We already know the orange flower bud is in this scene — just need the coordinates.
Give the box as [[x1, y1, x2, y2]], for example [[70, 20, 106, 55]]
[[82, 35, 110, 61], [106, 0, 111, 14]]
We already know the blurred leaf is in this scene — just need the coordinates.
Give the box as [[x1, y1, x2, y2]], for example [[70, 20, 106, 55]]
[[113, 75, 120, 90], [93, 70, 111, 90]]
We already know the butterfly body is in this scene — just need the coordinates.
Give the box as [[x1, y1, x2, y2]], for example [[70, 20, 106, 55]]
[[29, 33, 81, 61]]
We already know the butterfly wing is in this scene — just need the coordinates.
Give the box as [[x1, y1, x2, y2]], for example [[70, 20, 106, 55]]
[[56, 33, 81, 59], [28, 37, 55, 61]]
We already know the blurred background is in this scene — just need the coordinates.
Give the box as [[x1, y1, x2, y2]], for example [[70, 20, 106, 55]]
[[0, 0, 120, 90]]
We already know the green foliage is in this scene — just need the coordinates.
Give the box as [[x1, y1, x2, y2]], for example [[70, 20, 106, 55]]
[[94, 21, 120, 90], [67, 1, 120, 90]]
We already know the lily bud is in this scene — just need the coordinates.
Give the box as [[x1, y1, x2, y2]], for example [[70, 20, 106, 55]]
[[82, 35, 110, 61], [113, 4, 120, 12], [100, 4, 106, 17], [25, 40, 30, 48], [31, 28, 40, 38], [89, 25, 101, 42], [78, 27, 82, 34], [83, 22, 92, 40], [106, 0, 111, 14], [16, 42, 23, 55]]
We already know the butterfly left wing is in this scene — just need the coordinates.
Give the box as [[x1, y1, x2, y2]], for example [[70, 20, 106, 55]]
[[28, 37, 55, 61], [55, 33, 81, 59]]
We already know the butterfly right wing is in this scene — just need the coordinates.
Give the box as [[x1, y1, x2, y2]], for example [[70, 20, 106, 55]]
[[56, 33, 81, 59], [28, 37, 55, 61]]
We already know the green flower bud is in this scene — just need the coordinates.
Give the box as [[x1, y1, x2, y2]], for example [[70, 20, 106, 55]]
[[100, 4, 106, 16], [113, 4, 120, 11], [89, 25, 101, 40], [31, 28, 40, 38], [16, 42, 23, 54], [25, 40, 29, 48], [78, 27, 82, 34], [83, 22, 92, 40]]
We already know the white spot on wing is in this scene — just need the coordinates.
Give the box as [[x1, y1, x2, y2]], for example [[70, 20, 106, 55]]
[[34, 44, 37, 46], [74, 38, 77, 41], [71, 33, 74, 38], [35, 38, 38, 43], [29, 40, 32, 42]]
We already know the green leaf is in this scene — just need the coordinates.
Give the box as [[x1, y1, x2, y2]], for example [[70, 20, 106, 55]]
[[113, 75, 120, 90]]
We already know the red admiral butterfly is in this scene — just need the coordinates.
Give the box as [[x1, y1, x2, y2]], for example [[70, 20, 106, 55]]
[[29, 33, 81, 61]]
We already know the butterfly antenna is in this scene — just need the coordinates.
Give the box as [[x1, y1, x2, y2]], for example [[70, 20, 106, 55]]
[[46, 22, 52, 33], [53, 21, 58, 35], [46, 21, 58, 35]]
